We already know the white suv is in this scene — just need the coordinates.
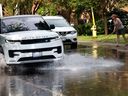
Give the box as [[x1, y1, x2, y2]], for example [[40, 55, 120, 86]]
[[43, 16, 77, 49], [0, 15, 64, 65]]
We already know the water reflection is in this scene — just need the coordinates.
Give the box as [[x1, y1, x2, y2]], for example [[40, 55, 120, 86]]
[[92, 42, 98, 58], [1, 69, 65, 96], [0, 45, 128, 96], [0, 76, 8, 96]]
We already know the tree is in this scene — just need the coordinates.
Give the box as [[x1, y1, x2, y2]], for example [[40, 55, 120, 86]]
[[0, 0, 33, 15], [1, 0, 128, 35], [75, 0, 128, 35]]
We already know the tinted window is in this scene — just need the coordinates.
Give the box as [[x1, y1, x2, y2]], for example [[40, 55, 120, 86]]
[[2, 16, 50, 33], [45, 19, 70, 27], [1, 20, 8, 33]]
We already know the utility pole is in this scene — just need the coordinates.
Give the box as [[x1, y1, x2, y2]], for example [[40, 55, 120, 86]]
[[91, 7, 97, 38]]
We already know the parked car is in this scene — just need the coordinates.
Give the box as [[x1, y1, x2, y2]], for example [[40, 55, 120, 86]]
[[43, 16, 77, 49], [0, 15, 64, 65]]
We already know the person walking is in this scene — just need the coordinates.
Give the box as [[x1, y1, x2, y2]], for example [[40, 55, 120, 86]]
[[111, 14, 127, 46]]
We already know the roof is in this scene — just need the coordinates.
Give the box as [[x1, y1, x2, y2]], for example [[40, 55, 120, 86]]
[[3, 14, 41, 19], [42, 15, 64, 20]]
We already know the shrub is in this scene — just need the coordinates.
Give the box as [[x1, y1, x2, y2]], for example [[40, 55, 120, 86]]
[[95, 20, 105, 35], [75, 22, 92, 36]]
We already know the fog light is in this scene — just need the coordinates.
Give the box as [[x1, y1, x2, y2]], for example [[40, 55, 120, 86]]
[[9, 60, 16, 62]]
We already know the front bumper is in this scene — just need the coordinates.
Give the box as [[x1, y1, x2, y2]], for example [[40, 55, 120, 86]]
[[60, 33, 77, 45], [3, 39, 63, 65]]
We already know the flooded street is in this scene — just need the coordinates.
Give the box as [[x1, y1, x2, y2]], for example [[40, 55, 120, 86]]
[[0, 44, 128, 96]]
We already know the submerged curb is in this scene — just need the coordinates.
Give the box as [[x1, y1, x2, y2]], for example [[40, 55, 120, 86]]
[[78, 41, 128, 52]]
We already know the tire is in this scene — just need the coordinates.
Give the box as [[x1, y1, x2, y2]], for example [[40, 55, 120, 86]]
[[0, 46, 4, 54], [71, 42, 77, 49]]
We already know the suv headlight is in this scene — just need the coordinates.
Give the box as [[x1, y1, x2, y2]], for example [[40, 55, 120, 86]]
[[68, 31, 77, 34], [5, 39, 18, 44], [51, 36, 60, 41]]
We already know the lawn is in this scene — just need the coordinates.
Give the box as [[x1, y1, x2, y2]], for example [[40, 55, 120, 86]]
[[78, 34, 128, 44]]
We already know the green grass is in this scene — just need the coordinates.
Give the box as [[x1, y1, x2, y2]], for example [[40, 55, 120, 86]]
[[78, 34, 128, 44]]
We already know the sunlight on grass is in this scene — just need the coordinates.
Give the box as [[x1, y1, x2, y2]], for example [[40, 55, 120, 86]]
[[78, 34, 128, 44]]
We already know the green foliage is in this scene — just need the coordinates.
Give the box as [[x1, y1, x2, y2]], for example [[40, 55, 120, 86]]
[[2, 0, 128, 16], [1, 0, 128, 36], [37, 7, 45, 15], [78, 34, 128, 44], [76, 20, 105, 36], [68, 0, 79, 9], [75, 23, 92, 36], [75, 24, 84, 36], [1, 0, 33, 15], [95, 20, 105, 35], [78, 35, 117, 43], [84, 23, 92, 36], [37, 1, 57, 16]]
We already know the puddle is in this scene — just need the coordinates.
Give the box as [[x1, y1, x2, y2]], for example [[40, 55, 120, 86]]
[[0, 45, 128, 96]]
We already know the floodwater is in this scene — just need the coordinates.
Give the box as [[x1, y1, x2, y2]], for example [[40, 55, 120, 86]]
[[0, 44, 128, 96]]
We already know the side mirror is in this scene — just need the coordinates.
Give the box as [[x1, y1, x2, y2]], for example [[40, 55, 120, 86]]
[[1, 21, 8, 33], [1, 28, 7, 33], [50, 24, 55, 29]]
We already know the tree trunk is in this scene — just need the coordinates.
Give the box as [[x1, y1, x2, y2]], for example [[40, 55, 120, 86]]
[[104, 15, 108, 35]]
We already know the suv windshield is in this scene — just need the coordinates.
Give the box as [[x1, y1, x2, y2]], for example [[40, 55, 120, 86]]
[[45, 19, 70, 27], [2, 16, 50, 33]]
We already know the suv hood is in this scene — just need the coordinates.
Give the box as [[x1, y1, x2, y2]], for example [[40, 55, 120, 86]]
[[1, 30, 58, 40], [51, 27, 76, 32]]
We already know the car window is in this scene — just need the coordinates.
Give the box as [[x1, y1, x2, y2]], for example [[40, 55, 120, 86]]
[[1, 20, 8, 33], [45, 19, 70, 27], [2, 16, 50, 33]]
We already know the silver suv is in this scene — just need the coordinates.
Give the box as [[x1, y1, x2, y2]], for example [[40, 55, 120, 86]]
[[0, 15, 64, 65], [43, 16, 77, 49]]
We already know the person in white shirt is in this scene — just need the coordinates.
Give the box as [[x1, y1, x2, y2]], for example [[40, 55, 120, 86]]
[[111, 14, 127, 46]]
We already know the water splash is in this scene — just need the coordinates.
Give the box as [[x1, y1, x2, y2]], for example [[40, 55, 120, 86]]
[[54, 53, 124, 72], [0, 54, 8, 74]]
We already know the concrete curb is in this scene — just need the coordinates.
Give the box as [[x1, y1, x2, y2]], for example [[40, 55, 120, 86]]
[[78, 41, 128, 52]]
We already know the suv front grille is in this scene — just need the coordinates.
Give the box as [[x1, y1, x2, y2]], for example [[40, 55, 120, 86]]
[[20, 38, 51, 44], [57, 31, 73, 36], [9, 46, 62, 58], [18, 55, 55, 62], [9, 37, 58, 44], [57, 32, 67, 36]]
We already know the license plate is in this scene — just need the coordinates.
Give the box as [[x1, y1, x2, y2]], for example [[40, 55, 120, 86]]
[[32, 52, 42, 57]]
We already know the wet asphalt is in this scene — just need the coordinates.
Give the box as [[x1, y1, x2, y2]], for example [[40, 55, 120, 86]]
[[0, 44, 128, 96]]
